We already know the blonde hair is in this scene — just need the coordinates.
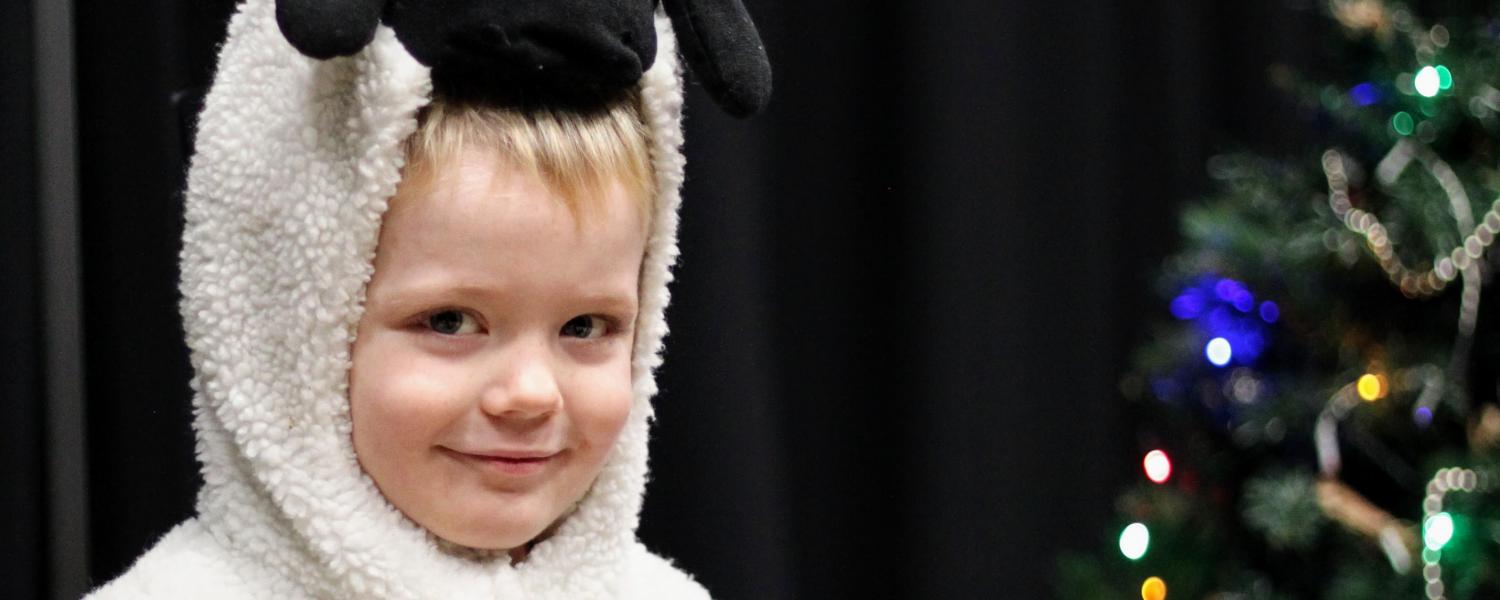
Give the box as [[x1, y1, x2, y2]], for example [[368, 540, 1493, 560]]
[[401, 92, 655, 227]]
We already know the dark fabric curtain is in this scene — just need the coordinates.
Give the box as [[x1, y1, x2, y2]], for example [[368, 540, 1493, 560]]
[[2, 1, 44, 599], [3, 1, 1326, 598]]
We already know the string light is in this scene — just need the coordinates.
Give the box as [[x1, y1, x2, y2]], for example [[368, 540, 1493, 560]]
[[1119, 523, 1150, 560], [1420, 467, 1491, 599], [1322, 146, 1498, 302], [1143, 449, 1172, 484], [1205, 337, 1233, 366], [1356, 373, 1386, 401], [1141, 576, 1167, 600]]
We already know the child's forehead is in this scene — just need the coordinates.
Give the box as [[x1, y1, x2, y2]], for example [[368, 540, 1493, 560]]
[[368, 178, 647, 312], [378, 149, 647, 274], [395, 145, 650, 239]]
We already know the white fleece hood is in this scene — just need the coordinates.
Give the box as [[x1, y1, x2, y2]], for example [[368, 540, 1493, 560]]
[[88, 0, 697, 597]]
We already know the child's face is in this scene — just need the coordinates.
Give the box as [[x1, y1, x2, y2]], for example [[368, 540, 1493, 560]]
[[348, 147, 646, 551]]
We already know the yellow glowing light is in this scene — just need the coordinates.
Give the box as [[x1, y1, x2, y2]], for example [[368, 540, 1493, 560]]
[[1141, 576, 1167, 600], [1357, 373, 1386, 401]]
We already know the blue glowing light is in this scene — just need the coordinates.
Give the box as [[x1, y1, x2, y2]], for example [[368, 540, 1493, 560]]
[[1350, 82, 1381, 106], [1206, 337, 1233, 366], [1231, 290, 1255, 313], [1414, 406, 1434, 427], [1169, 276, 1275, 367], [1170, 292, 1206, 320], [1259, 301, 1280, 323], [1242, 333, 1265, 357], [1215, 279, 1244, 302]]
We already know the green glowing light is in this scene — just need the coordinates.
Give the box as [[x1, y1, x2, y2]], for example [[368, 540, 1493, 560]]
[[1436, 65, 1453, 89], [1424, 512, 1454, 551], [1392, 112, 1415, 136], [1119, 522, 1150, 560], [1415, 66, 1441, 97]]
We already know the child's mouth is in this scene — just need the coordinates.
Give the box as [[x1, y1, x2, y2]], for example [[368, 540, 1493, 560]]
[[443, 447, 561, 477]]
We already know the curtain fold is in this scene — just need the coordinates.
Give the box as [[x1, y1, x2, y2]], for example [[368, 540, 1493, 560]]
[[2, 1, 46, 598]]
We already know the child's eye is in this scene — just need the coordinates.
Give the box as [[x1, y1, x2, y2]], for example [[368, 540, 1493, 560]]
[[560, 315, 609, 340], [424, 309, 481, 335]]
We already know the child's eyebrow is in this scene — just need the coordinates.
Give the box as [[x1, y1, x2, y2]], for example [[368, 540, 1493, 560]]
[[374, 281, 638, 315], [570, 291, 639, 316], [372, 281, 499, 313]]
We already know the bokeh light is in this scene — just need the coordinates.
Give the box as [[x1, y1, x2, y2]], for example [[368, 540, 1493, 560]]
[[1143, 449, 1172, 483], [1141, 576, 1167, 600], [1414, 406, 1434, 427], [1171, 277, 1274, 368], [1258, 301, 1279, 323], [1349, 82, 1381, 106], [1356, 373, 1386, 401], [1170, 293, 1205, 320], [1424, 512, 1454, 551], [1415, 66, 1441, 97], [1205, 337, 1233, 367], [1119, 522, 1150, 560], [1392, 111, 1415, 135]]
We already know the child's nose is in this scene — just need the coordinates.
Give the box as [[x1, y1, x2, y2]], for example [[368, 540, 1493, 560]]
[[479, 343, 562, 420]]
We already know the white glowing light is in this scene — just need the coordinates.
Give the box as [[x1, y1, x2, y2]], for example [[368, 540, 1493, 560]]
[[1205, 337, 1233, 366], [1143, 449, 1172, 483], [1424, 512, 1454, 551], [1119, 522, 1150, 560], [1415, 66, 1441, 98]]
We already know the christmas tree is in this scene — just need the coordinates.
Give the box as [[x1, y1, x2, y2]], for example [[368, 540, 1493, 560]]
[[1059, 2, 1500, 598]]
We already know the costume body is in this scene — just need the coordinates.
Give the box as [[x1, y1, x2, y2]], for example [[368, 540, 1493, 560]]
[[85, 0, 727, 597], [86, 520, 704, 599]]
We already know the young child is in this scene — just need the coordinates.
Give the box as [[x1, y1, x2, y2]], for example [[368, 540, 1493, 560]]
[[349, 95, 654, 564], [87, 0, 768, 597]]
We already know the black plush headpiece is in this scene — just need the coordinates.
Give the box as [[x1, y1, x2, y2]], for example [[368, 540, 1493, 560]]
[[274, 0, 772, 116]]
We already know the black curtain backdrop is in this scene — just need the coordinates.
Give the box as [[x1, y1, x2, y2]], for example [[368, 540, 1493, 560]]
[[2, 0, 44, 598], [2, 1, 1329, 598]]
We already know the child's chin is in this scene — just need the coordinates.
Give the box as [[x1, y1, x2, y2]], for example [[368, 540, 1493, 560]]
[[433, 511, 561, 554], [437, 527, 539, 553]]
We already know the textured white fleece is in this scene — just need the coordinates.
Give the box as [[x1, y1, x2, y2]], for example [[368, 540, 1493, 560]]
[[87, 1, 702, 598]]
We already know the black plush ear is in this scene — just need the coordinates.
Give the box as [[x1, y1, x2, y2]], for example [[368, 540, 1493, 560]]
[[275, 0, 386, 59], [661, 0, 772, 117], [384, 0, 657, 108]]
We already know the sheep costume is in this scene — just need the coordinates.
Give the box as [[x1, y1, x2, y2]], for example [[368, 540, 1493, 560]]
[[87, 0, 769, 597]]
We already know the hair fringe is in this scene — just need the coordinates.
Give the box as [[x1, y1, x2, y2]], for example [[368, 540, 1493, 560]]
[[402, 92, 655, 229]]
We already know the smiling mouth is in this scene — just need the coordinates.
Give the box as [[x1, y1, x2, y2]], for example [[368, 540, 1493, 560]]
[[443, 448, 561, 477]]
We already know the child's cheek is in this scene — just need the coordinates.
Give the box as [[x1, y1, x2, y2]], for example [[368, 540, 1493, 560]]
[[349, 332, 467, 460], [569, 363, 635, 459]]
